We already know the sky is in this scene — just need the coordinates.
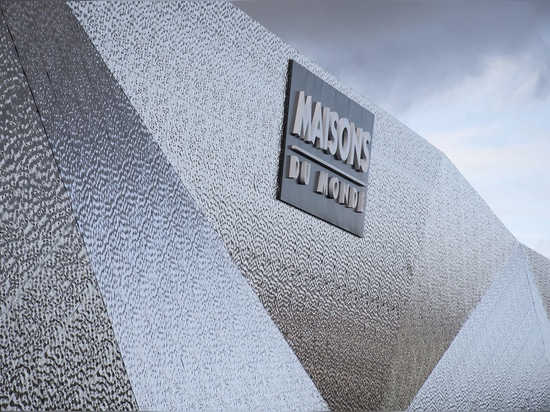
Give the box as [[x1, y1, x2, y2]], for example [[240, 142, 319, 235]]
[[234, 0, 550, 259]]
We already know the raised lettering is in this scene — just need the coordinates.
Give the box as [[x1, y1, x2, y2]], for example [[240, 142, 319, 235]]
[[315, 171, 329, 195], [318, 107, 331, 150], [347, 187, 358, 209], [355, 191, 367, 213], [328, 177, 339, 200], [359, 131, 371, 173], [292, 91, 312, 141], [325, 111, 339, 156], [298, 161, 311, 185], [287, 155, 300, 179], [336, 118, 351, 161], [338, 181, 349, 205], [347, 126, 363, 170], [310, 102, 323, 145]]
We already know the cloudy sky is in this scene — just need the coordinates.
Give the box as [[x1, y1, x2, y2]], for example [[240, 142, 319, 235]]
[[234, 0, 550, 259]]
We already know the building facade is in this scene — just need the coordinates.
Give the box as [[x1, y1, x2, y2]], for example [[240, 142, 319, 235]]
[[1, 1, 550, 411]]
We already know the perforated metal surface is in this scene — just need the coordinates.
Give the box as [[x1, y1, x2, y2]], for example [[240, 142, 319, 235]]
[[3, 1, 327, 410], [70, 1, 536, 410], [0, 5, 136, 409]]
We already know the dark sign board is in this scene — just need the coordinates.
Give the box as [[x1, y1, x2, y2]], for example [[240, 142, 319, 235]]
[[278, 60, 374, 237]]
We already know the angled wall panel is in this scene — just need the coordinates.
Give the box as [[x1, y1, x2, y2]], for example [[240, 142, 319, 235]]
[[2, 1, 327, 410], [0, 7, 137, 410], [68, 1, 542, 410], [408, 244, 550, 410], [69, 2, 434, 409], [525, 245, 550, 316], [383, 155, 517, 409]]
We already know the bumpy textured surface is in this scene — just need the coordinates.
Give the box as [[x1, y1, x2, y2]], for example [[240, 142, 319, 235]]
[[0, 5, 137, 410], [525, 245, 550, 316], [70, 2, 427, 409], [3, 0, 549, 410], [382, 156, 518, 409], [70, 1, 539, 410], [409, 244, 550, 411], [4, 1, 327, 411]]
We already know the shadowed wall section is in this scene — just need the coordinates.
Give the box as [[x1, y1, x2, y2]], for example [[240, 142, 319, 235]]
[[1, 1, 327, 411], [0, 7, 137, 410]]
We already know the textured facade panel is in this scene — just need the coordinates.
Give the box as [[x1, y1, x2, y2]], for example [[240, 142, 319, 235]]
[[70, 0, 544, 409], [69, 2, 439, 409], [408, 244, 550, 411], [383, 156, 518, 409], [3, 1, 327, 410], [525, 245, 550, 317], [68, 1, 529, 410], [0, 7, 137, 410], [3, 0, 548, 410]]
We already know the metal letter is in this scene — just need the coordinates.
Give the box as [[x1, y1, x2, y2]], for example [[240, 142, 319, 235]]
[[336, 118, 351, 161], [347, 187, 358, 209], [347, 126, 363, 170], [355, 191, 367, 213], [338, 181, 349, 205], [291, 91, 312, 142], [324, 111, 339, 156], [318, 107, 331, 150], [360, 131, 371, 173], [310, 101, 323, 145], [287, 155, 300, 179], [314, 171, 329, 195], [298, 161, 311, 185], [328, 177, 340, 200]]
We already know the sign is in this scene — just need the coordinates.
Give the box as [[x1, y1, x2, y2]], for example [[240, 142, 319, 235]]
[[278, 60, 374, 237]]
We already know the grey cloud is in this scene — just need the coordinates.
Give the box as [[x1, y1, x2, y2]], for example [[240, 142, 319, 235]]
[[235, 0, 550, 115]]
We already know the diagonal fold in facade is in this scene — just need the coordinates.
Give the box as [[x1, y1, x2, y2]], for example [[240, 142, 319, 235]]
[[1, 1, 327, 411], [0, 3, 137, 409]]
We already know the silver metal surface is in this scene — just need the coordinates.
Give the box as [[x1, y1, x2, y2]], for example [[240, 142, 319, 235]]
[[1, 0, 547, 410], [3, 1, 327, 411], [382, 155, 518, 408], [0, 4, 136, 409], [526, 245, 550, 316], [68, 1, 550, 410], [408, 244, 550, 410]]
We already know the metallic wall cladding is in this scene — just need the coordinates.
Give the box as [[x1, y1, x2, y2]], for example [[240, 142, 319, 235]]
[[0, 7, 137, 410], [69, 2, 433, 409], [3, 1, 327, 410], [382, 156, 518, 409], [408, 244, 550, 411], [69, 1, 535, 410], [525, 245, 550, 316]]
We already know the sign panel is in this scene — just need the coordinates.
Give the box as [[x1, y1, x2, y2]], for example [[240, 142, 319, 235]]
[[278, 60, 374, 237]]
